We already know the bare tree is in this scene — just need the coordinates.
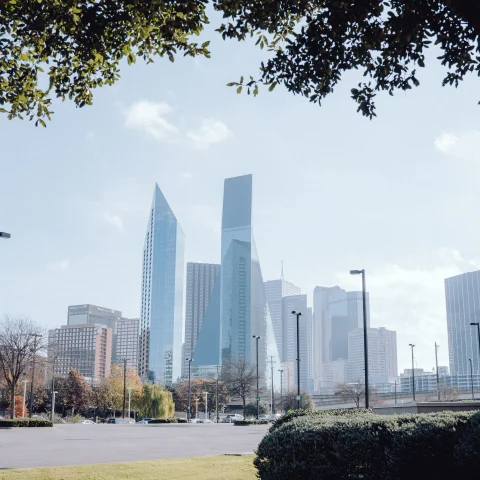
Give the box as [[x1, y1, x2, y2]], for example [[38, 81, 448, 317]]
[[281, 390, 314, 411], [439, 384, 461, 402], [0, 316, 47, 418], [221, 358, 257, 418]]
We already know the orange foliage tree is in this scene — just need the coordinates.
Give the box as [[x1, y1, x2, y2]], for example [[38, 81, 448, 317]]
[[7, 395, 28, 418]]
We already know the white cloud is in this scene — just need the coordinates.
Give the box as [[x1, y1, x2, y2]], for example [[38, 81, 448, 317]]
[[100, 210, 125, 232], [335, 248, 479, 371], [124, 101, 179, 141], [48, 260, 70, 272], [434, 130, 480, 160], [187, 118, 233, 149]]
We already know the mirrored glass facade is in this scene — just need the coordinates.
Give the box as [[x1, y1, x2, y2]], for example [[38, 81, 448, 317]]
[[139, 184, 184, 385]]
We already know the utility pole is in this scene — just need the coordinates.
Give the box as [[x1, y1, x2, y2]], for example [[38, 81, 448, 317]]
[[469, 358, 475, 400], [394, 380, 397, 405], [292, 311, 302, 409], [269, 356, 275, 415], [435, 343, 440, 402], [51, 356, 57, 422], [204, 391, 209, 420], [216, 365, 219, 423], [409, 344, 416, 402], [127, 387, 132, 419], [122, 358, 128, 419], [186, 358, 193, 421], [278, 369, 284, 413], [252, 335, 261, 419], [22, 380, 28, 417], [28, 333, 42, 418]]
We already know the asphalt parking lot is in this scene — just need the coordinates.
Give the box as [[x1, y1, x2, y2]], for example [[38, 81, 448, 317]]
[[0, 423, 269, 469]]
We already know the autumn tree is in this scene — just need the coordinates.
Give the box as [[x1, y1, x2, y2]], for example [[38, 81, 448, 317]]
[[221, 359, 258, 418], [7, 395, 28, 418], [139, 383, 175, 419], [105, 364, 144, 414], [2, 1, 480, 124], [54, 370, 91, 415], [0, 316, 47, 418]]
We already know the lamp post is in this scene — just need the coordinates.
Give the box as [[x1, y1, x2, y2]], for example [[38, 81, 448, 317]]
[[470, 323, 480, 368], [127, 387, 132, 419], [216, 364, 220, 423], [0, 232, 11, 239], [122, 358, 128, 419], [278, 369, 284, 413], [252, 335, 261, 419], [292, 311, 302, 409], [435, 343, 440, 402], [28, 333, 42, 418], [22, 380, 28, 417], [195, 398, 200, 420], [409, 344, 416, 402], [186, 358, 193, 421], [349, 269, 369, 409], [469, 358, 475, 400], [51, 356, 57, 422]]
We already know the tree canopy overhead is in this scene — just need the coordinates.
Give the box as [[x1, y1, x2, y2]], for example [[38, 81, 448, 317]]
[[1, 0, 479, 124]]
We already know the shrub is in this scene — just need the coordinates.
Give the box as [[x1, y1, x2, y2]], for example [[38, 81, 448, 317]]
[[148, 418, 178, 424], [0, 418, 53, 428], [255, 410, 480, 480], [234, 419, 269, 426]]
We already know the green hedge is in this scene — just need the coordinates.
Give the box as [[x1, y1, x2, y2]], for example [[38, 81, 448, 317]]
[[255, 410, 480, 480], [234, 419, 269, 426], [148, 418, 178, 424], [0, 418, 53, 428]]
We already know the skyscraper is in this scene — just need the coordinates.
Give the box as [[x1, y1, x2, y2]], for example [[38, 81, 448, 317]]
[[219, 174, 280, 387], [282, 295, 314, 393], [313, 286, 369, 391], [348, 327, 398, 385], [264, 279, 301, 362], [139, 184, 185, 385], [445, 271, 480, 375], [182, 262, 220, 377]]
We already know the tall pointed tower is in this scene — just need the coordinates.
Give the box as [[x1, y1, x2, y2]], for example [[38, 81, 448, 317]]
[[139, 184, 185, 385]]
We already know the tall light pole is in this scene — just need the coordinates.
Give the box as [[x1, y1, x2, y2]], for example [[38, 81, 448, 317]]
[[216, 364, 220, 423], [186, 358, 193, 421], [470, 323, 480, 368], [204, 391, 209, 420], [122, 358, 128, 419], [270, 356, 275, 415], [469, 358, 475, 400], [252, 335, 261, 419], [51, 356, 57, 422], [435, 343, 440, 402], [278, 369, 284, 412], [127, 387, 132, 418], [409, 344, 416, 402], [22, 380, 28, 417], [350, 269, 369, 409], [28, 333, 42, 418], [0, 232, 11, 239], [292, 311, 302, 409], [195, 398, 200, 420]]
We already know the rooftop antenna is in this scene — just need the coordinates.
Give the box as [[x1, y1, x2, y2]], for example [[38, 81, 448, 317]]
[[281, 260, 284, 280]]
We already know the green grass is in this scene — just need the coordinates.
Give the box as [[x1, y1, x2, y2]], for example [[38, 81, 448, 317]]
[[0, 455, 257, 480]]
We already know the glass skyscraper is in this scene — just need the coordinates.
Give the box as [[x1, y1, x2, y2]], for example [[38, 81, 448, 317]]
[[139, 184, 185, 385], [219, 174, 280, 387], [445, 271, 480, 375]]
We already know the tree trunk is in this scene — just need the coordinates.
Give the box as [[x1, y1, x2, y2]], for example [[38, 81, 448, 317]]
[[10, 383, 15, 419], [242, 397, 246, 419]]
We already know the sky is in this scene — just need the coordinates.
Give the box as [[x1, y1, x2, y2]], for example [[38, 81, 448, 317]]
[[1, 15, 480, 373]]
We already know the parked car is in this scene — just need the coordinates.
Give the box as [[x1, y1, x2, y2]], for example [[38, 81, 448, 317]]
[[32, 415, 48, 421], [199, 419, 213, 423], [266, 414, 281, 422], [258, 414, 268, 420], [136, 418, 153, 424], [222, 414, 244, 423], [76, 419, 95, 424], [107, 418, 116, 424], [188, 418, 200, 424]]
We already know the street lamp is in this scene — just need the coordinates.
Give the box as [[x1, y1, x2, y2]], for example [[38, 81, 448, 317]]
[[470, 323, 480, 367], [186, 358, 193, 421], [22, 380, 28, 417], [122, 358, 129, 419], [435, 343, 440, 402], [127, 387, 132, 419], [195, 398, 200, 420], [278, 369, 284, 413], [0, 232, 11, 239], [292, 311, 302, 410], [51, 356, 57, 422], [252, 335, 261, 419], [409, 344, 416, 402], [469, 358, 475, 400], [203, 392, 209, 420], [350, 269, 369, 409]]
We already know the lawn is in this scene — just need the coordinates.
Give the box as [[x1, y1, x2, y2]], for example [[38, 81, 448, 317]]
[[0, 455, 257, 480]]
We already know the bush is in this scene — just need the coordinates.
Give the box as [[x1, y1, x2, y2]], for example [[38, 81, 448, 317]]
[[255, 410, 480, 480], [148, 418, 178, 424], [0, 418, 53, 428], [234, 419, 269, 426]]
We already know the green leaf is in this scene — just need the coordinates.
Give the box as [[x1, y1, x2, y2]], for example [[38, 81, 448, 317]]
[[268, 82, 277, 92], [236, 86, 242, 94]]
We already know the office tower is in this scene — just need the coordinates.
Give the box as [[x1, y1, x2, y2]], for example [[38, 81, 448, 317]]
[[48, 324, 112, 381], [139, 184, 185, 385], [322, 360, 348, 392], [313, 286, 369, 391], [116, 317, 140, 371], [282, 295, 314, 393], [264, 279, 301, 362], [67, 304, 139, 372], [202, 174, 280, 387], [182, 263, 221, 377], [445, 271, 480, 375], [347, 327, 398, 385]]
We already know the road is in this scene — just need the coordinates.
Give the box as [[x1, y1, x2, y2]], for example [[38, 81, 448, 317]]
[[0, 423, 269, 470]]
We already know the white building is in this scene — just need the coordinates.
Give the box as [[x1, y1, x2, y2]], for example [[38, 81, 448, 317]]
[[348, 327, 398, 385], [321, 359, 348, 393]]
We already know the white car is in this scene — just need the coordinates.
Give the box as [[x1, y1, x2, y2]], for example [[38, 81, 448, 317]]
[[200, 419, 213, 423], [76, 419, 95, 424]]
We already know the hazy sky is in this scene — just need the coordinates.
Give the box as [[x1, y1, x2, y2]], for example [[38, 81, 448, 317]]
[[1, 17, 479, 372]]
